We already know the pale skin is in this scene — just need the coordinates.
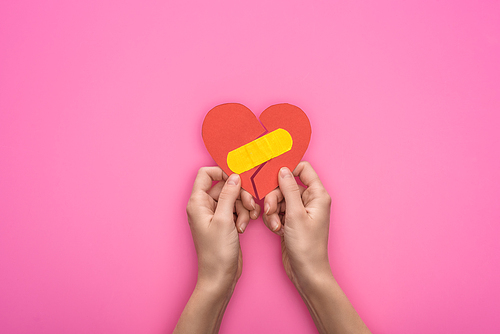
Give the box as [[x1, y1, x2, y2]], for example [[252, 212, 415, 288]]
[[174, 162, 371, 334]]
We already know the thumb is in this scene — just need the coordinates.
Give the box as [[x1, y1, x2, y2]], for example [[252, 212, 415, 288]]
[[279, 167, 305, 215], [214, 173, 241, 221]]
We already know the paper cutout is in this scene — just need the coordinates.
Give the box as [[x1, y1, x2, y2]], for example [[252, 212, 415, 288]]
[[227, 128, 293, 174], [202, 103, 311, 199]]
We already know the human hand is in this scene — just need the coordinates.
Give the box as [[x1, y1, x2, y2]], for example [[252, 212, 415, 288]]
[[177, 164, 370, 334], [262, 162, 371, 334], [186, 167, 261, 292], [262, 161, 332, 289], [175, 167, 261, 333], [178, 164, 370, 334], [174, 167, 260, 334]]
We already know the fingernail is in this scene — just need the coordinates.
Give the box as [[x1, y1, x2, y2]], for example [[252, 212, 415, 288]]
[[264, 203, 270, 215], [250, 198, 256, 210], [251, 210, 258, 219], [239, 221, 248, 233], [271, 217, 280, 232], [280, 167, 292, 179], [227, 174, 239, 185]]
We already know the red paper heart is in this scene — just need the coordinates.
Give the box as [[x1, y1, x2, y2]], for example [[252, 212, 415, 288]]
[[202, 103, 311, 199]]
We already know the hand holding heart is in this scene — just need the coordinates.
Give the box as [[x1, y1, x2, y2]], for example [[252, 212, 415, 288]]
[[184, 160, 333, 290], [198, 103, 333, 289], [176, 106, 370, 333], [177, 162, 371, 334]]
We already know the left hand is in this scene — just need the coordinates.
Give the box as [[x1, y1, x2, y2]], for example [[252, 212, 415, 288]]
[[186, 167, 261, 292]]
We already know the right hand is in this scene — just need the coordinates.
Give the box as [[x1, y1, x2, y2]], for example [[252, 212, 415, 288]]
[[262, 162, 333, 289]]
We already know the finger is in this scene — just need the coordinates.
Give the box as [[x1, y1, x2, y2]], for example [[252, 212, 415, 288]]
[[262, 187, 303, 213], [278, 167, 305, 216], [262, 211, 283, 235], [192, 167, 224, 194], [293, 161, 325, 190], [235, 200, 250, 233], [294, 162, 331, 206], [207, 181, 224, 200], [208, 182, 259, 203], [214, 174, 242, 222], [279, 200, 286, 214], [251, 203, 261, 220], [240, 189, 256, 212], [240, 189, 261, 220], [263, 188, 283, 216]]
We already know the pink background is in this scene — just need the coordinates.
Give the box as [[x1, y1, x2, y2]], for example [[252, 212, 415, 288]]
[[1, 1, 499, 333]]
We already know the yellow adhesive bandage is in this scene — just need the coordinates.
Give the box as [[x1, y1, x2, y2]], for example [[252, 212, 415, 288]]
[[227, 128, 293, 174]]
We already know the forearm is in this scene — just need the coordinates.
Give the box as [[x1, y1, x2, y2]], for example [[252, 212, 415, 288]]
[[173, 281, 234, 334], [296, 271, 371, 334]]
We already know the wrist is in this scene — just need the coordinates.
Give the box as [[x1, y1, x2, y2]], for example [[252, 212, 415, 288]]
[[292, 263, 335, 297], [174, 274, 236, 334], [195, 275, 236, 301]]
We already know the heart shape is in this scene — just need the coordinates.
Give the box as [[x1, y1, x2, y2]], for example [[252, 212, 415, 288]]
[[202, 103, 311, 199]]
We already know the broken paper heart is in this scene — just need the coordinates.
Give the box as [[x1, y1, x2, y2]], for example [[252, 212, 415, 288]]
[[202, 103, 311, 199]]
